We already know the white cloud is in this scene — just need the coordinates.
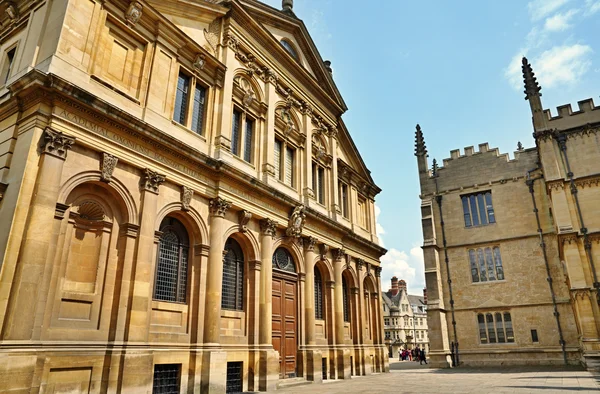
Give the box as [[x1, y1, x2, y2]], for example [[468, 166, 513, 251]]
[[535, 44, 592, 87], [380, 246, 425, 295], [544, 9, 579, 31], [374, 204, 385, 247], [504, 50, 528, 90], [528, 0, 570, 21], [585, 0, 600, 15]]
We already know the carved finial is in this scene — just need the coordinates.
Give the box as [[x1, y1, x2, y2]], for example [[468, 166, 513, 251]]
[[432, 158, 438, 177], [522, 57, 541, 101], [414, 124, 427, 157], [282, 0, 293, 12], [517, 141, 524, 151], [125, 1, 143, 25], [324, 60, 332, 74]]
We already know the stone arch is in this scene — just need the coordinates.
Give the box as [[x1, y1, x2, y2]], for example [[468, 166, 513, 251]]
[[311, 131, 330, 155], [271, 238, 304, 274], [58, 170, 137, 225], [222, 225, 260, 263], [233, 70, 264, 103], [343, 264, 359, 288], [275, 102, 302, 131], [156, 202, 208, 246], [363, 275, 376, 293]]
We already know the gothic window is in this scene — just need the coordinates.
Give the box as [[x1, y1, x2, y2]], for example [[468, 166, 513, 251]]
[[477, 312, 514, 344], [173, 71, 207, 135], [280, 39, 299, 60], [469, 246, 504, 282], [462, 191, 495, 227], [222, 238, 244, 310], [272, 247, 296, 272], [342, 275, 350, 322], [154, 217, 189, 303], [314, 266, 324, 320]]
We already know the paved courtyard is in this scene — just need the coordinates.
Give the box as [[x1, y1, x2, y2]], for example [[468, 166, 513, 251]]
[[274, 361, 600, 393]]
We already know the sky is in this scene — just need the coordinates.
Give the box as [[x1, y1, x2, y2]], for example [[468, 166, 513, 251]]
[[262, 0, 600, 295]]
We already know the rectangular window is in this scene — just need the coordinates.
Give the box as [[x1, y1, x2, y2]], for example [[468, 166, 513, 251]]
[[231, 109, 241, 156], [226, 362, 243, 394], [462, 191, 495, 227], [469, 246, 505, 282], [174, 73, 190, 125], [358, 196, 368, 229], [531, 329, 538, 342], [191, 84, 206, 134], [1, 47, 16, 85], [274, 139, 282, 180], [339, 181, 349, 218], [243, 118, 253, 163], [313, 163, 325, 205], [153, 364, 181, 394], [478, 312, 515, 344], [285, 146, 294, 187]]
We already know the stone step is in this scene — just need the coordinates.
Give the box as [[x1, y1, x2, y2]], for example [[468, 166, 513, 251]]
[[276, 377, 312, 389]]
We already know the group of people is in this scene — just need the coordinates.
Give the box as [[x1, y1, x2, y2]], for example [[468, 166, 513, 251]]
[[399, 347, 428, 365]]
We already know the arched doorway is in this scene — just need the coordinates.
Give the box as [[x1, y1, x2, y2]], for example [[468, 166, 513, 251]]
[[271, 247, 298, 379]]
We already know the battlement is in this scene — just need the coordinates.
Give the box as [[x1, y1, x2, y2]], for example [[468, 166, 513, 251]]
[[441, 142, 527, 168], [540, 98, 600, 130]]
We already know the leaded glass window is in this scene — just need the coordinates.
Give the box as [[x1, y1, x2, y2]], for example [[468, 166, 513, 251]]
[[153, 364, 181, 394], [243, 118, 253, 163], [272, 247, 295, 272], [174, 73, 190, 125], [222, 238, 244, 310], [342, 275, 350, 322], [469, 246, 504, 282], [477, 312, 515, 344], [191, 84, 206, 134], [154, 218, 189, 303], [462, 191, 495, 227], [231, 109, 241, 156], [315, 266, 323, 319]]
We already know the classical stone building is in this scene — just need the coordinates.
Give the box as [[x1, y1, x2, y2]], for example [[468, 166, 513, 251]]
[[382, 277, 428, 359], [0, 0, 388, 392], [416, 58, 600, 369]]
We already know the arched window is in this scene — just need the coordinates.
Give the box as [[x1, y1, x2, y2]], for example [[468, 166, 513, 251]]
[[280, 39, 298, 60], [272, 247, 296, 273], [314, 266, 324, 319], [342, 275, 350, 322], [155, 217, 189, 303], [222, 238, 244, 310]]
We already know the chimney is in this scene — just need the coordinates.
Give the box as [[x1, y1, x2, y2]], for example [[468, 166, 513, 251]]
[[423, 288, 427, 305], [398, 279, 407, 293], [390, 276, 399, 296]]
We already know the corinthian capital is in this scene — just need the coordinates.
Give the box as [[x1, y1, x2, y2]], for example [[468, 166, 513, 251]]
[[209, 197, 231, 217], [333, 248, 346, 261], [42, 128, 75, 160], [141, 168, 165, 194], [303, 236, 317, 251], [260, 218, 277, 236]]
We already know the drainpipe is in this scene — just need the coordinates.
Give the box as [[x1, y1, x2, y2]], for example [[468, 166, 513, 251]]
[[555, 134, 600, 304], [525, 167, 568, 365], [432, 160, 459, 366]]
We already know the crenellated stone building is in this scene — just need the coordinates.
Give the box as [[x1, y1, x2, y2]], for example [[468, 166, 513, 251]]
[[0, 0, 388, 392], [382, 277, 429, 359], [415, 58, 600, 370]]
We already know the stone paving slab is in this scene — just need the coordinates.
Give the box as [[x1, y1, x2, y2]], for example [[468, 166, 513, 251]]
[[272, 361, 600, 393]]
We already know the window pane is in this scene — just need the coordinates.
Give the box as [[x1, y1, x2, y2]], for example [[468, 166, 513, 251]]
[[478, 248, 487, 281], [342, 276, 350, 322], [495, 312, 505, 343], [231, 110, 241, 156], [274, 140, 282, 180], [486, 313, 496, 343], [174, 73, 190, 125], [312, 163, 317, 191], [191, 84, 206, 134], [155, 230, 180, 302], [494, 247, 505, 280], [285, 147, 294, 186], [222, 238, 244, 310], [314, 267, 323, 319], [485, 247, 496, 281], [178, 246, 188, 303], [469, 249, 479, 282], [462, 196, 472, 227], [478, 314, 487, 343], [318, 167, 325, 204], [342, 184, 348, 217], [2, 47, 16, 84], [504, 313, 514, 342], [153, 364, 181, 394], [477, 194, 488, 225], [485, 192, 495, 223], [244, 118, 253, 163], [470, 195, 480, 226]]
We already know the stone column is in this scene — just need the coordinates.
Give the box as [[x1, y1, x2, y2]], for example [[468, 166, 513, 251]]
[[303, 236, 321, 382], [356, 259, 366, 375], [203, 197, 231, 345], [333, 249, 346, 343], [4, 128, 75, 340]]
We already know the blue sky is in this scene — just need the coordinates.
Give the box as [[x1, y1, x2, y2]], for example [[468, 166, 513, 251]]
[[263, 0, 600, 294]]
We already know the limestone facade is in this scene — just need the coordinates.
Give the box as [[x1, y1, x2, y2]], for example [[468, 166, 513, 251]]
[[415, 58, 600, 369], [382, 277, 429, 359], [0, 0, 388, 392]]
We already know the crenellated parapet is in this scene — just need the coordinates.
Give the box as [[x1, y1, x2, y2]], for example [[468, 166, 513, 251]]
[[536, 98, 600, 133]]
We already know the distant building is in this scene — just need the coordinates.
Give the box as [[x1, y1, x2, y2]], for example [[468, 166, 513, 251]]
[[415, 58, 600, 370], [382, 277, 429, 358]]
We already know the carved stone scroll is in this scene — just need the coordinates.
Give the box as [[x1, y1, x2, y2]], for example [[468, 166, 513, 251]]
[[181, 186, 193, 211], [238, 210, 252, 232]]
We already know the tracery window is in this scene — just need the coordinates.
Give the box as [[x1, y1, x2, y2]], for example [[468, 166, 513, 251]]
[[477, 312, 514, 344], [314, 266, 324, 319], [154, 217, 189, 303], [222, 238, 244, 310], [342, 275, 350, 322], [469, 246, 505, 282], [272, 247, 296, 272], [462, 191, 495, 227]]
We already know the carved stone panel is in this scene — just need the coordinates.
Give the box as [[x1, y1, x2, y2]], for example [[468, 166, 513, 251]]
[[42, 128, 75, 160], [286, 204, 305, 237], [141, 169, 165, 194], [260, 218, 277, 237], [238, 210, 252, 232], [100, 153, 118, 183], [209, 197, 231, 217], [181, 186, 193, 211]]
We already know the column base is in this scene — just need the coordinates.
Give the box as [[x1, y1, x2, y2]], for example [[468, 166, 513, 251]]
[[258, 349, 279, 391], [200, 350, 228, 394], [304, 349, 323, 383], [428, 352, 453, 368]]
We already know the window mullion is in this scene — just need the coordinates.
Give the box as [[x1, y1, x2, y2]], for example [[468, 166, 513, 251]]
[[176, 244, 183, 302]]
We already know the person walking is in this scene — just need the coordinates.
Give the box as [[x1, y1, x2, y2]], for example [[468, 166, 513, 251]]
[[420, 348, 428, 365]]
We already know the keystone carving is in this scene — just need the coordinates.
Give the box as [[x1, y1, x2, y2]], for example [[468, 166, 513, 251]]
[[193, 54, 206, 72], [209, 197, 231, 217], [238, 210, 252, 232], [141, 168, 165, 194], [42, 128, 75, 160], [286, 204, 305, 238], [125, 1, 143, 25], [181, 186, 193, 211], [319, 243, 329, 257], [260, 218, 277, 236], [101, 153, 118, 182]]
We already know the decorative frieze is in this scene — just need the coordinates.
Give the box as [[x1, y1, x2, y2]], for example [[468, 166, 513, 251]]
[[238, 210, 252, 232], [574, 176, 600, 189], [42, 128, 75, 160], [286, 204, 305, 237], [141, 168, 165, 194], [125, 1, 143, 25], [100, 153, 118, 182], [209, 197, 231, 217], [181, 186, 193, 211], [260, 218, 277, 237]]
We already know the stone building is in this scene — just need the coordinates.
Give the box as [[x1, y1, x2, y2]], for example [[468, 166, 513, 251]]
[[382, 277, 428, 359], [0, 0, 388, 392], [415, 58, 600, 369]]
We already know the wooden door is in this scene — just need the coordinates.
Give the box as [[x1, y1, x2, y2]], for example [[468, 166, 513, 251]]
[[272, 275, 297, 378]]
